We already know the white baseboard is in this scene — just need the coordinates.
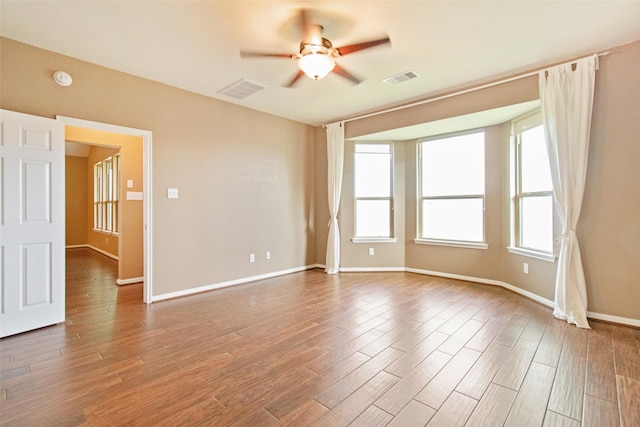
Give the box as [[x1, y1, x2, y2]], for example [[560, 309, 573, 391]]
[[151, 264, 320, 302], [149, 260, 639, 328], [586, 311, 640, 328], [88, 245, 119, 260], [117, 277, 144, 286], [340, 267, 406, 273], [399, 267, 639, 328], [66, 244, 88, 249], [406, 267, 553, 308], [66, 244, 119, 261]]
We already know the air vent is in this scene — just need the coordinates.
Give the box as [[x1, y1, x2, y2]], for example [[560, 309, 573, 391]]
[[218, 79, 267, 99], [383, 71, 419, 85]]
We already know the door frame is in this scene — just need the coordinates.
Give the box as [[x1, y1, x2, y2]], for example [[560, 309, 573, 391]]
[[57, 116, 153, 304]]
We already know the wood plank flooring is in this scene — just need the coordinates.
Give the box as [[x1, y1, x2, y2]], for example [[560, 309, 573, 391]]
[[1, 247, 639, 426]]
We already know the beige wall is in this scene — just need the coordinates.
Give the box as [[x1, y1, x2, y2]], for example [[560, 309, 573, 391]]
[[579, 41, 640, 319], [0, 37, 316, 297], [345, 76, 539, 140], [65, 155, 88, 246], [321, 41, 640, 322]]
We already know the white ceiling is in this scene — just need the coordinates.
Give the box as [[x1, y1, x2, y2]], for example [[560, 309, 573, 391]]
[[2, 1, 639, 129]]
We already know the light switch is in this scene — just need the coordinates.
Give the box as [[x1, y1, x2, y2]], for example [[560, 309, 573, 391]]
[[127, 180, 134, 188], [167, 188, 179, 199]]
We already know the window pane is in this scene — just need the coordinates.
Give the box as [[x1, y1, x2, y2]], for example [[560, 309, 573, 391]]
[[421, 132, 484, 196], [114, 155, 119, 202], [421, 198, 484, 242], [95, 164, 102, 201], [521, 125, 552, 192], [106, 201, 112, 231], [355, 152, 390, 197], [111, 202, 120, 233], [356, 200, 390, 237], [521, 195, 553, 252]]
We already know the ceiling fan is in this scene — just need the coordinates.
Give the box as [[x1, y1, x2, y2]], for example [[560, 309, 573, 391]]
[[240, 9, 391, 87]]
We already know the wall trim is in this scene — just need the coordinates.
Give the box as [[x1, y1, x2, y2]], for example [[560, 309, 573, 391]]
[[150, 261, 639, 328], [151, 264, 321, 303], [389, 267, 640, 327], [87, 245, 119, 261], [586, 311, 640, 328], [66, 244, 119, 261], [117, 277, 144, 286], [406, 267, 552, 308], [340, 267, 406, 273]]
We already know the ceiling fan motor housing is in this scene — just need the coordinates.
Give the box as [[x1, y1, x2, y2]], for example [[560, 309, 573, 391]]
[[299, 37, 334, 56]]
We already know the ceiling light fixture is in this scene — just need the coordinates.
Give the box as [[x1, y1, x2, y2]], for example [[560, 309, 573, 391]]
[[297, 38, 336, 80]]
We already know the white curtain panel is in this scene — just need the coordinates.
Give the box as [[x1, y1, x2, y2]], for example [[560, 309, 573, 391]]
[[325, 122, 344, 274], [539, 55, 598, 329]]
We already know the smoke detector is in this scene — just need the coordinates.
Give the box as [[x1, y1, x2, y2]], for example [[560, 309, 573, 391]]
[[53, 71, 73, 86]]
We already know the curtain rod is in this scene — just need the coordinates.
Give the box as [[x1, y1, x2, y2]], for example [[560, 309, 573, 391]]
[[336, 51, 609, 126]]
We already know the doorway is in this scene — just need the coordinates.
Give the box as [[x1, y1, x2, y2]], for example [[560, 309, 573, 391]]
[[58, 116, 153, 303]]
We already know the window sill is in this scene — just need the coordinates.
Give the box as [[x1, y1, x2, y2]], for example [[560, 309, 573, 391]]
[[414, 239, 488, 250], [93, 228, 119, 237], [352, 237, 398, 244], [507, 246, 556, 262]]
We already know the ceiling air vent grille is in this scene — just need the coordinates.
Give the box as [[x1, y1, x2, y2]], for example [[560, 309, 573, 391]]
[[383, 71, 419, 85], [218, 79, 267, 99]]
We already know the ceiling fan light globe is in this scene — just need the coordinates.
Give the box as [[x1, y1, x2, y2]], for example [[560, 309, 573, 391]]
[[298, 54, 335, 80]]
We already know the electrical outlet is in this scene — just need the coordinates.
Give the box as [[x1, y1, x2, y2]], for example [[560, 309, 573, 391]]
[[167, 188, 179, 199], [523, 263, 529, 274], [369, 247, 375, 256], [266, 251, 271, 260], [249, 253, 255, 263]]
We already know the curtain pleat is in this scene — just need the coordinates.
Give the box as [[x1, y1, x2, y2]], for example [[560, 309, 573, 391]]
[[539, 55, 598, 328], [325, 122, 344, 274]]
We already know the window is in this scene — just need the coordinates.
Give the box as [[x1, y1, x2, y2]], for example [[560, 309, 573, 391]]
[[94, 154, 119, 234], [511, 111, 554, 257], [354, 143, 393, 240], [417, 130, 486, 247]]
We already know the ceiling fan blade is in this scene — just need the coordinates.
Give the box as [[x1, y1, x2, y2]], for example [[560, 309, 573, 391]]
[[284, 70, 306, 87], [240, 50, 296, 59], [299, 8, 311, 39], [335, 36, 391, 56], [297, 8, 323, 44], [332, 64, 361, 84]]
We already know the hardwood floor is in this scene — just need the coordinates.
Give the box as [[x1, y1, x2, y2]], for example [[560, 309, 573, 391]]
[[1, 247, 639, 426]]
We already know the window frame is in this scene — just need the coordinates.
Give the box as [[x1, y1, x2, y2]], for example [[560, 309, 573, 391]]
[[352, 142, 396, 243], [93, 153, 120, 235], [415, 129, 488, 249], [508, 110, 555, 261]]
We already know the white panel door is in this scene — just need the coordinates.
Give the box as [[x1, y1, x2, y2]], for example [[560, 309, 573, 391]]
[[0, 109, 65, 337]]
